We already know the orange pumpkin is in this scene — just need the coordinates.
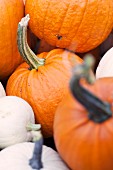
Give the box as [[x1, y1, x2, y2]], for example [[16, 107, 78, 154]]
[[6, 15, 82, 137], [0, 0, 24, 80], [54, 57, 113, 170], [25, 0, 113, 53]]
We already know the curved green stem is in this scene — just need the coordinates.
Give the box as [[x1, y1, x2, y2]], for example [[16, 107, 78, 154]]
[[29, 131, 43, 170], [26, 122, 41, 131], [70, 56, 112, 123], [17, 14, 45, 70]]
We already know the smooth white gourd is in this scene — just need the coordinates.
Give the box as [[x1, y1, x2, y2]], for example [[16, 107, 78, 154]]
[[0, 82, 6, 97], [0, 96, 40, 148], [96, 47, 113, 79], [0, 133, 69, 170]]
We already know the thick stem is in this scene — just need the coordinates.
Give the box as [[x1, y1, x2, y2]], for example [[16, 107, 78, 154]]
[[17, 14, 45, 70], [26, 122, 41, 131], [70, 56, 112, 123], [29, 131, 43, 170]]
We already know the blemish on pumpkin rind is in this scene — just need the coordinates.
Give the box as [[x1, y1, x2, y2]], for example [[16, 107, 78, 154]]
[[56, 34, 62, 40]]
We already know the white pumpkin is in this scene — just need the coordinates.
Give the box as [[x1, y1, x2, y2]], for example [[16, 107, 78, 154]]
[[0, 82, 6, 97], [96, 47, 113, 79], [0, 132, 69, 170], [0, 96, 40, 149]]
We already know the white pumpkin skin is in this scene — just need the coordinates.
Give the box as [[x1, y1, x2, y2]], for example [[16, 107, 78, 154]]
[[0, 82, 6, 97], [0, 142, 69, 170], [96, 47, 113, 79], [0, 96, 40, 149]]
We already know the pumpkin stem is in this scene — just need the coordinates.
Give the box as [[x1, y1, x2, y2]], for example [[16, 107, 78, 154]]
[[29, 131, 43, 170], [26, 123, 41, 131], [70, 55, 112, 123], [17, 14, 45, 70]]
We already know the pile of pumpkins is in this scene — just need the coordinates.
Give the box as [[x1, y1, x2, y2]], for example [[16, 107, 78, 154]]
[[0, 0, 113, 170]]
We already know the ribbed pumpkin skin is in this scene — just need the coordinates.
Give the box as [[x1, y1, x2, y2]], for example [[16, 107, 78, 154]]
[[54, 77, 113, 170], [6, 49, 82, 137], [25, 0, 113, 53], [0, 0, 24, 80]]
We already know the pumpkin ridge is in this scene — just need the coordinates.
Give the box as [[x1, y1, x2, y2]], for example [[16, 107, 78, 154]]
[[19, 72, 29, 99], [98, 124, 113, 167], [5, 0, 15, 70], [73, 117, 90, 130], [71, 0, 101, 51], [24, 71, 30, 104], [80, 0, 112, 51], [27, 70, 49, 135], [82, 125, 100, 170], [42, 48, 64, 61], [100, 0, 111, 41], [7, 72, 22, 95], [15, 74, 24, 98], [13, 74, 23, 97], [55, 2, 70, 47], [62, 1, 88, 48], [105, 120, 113, 136], [76, 0, 99, 49], [39, 66, 60, 88], [70, 0, 89, 48], [13, 71, 29, 96], [43, 1, 51, 39], [47, 63, 69, 77], [88, 0, 111, 49]]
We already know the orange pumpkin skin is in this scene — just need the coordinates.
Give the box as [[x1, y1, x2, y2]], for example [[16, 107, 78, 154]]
[[6, 49, 82, 137], [54, 77, 113, 170], [0, 0, 24, 80], [25, 0, 113, 53]]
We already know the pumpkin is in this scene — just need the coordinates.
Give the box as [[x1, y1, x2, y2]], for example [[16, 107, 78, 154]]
[[0, 95, 41, 149], [6, 15, 82, 137], [0, 82, 6, 97], [25, 0, 113, 53], [54, 56, 113, 170], [96, 47, 113, 79], [0, 131, 69, 170], [0, 0, 24, 80]]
